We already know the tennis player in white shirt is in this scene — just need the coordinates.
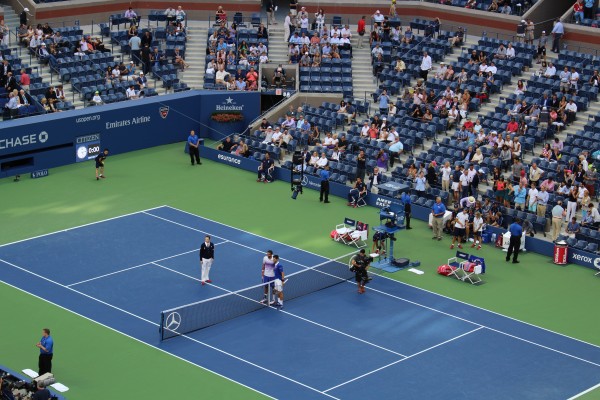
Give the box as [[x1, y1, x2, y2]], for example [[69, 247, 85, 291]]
[[261, 250, 276, 304]]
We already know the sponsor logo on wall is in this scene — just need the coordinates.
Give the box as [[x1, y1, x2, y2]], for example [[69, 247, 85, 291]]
[[216, 96, 245, 111], [75, 134, 101, 162], [75, 115, 101, 124], [217, 154, 241, 165], [159, 106, 169, 119], [0, 131, 48, 150]]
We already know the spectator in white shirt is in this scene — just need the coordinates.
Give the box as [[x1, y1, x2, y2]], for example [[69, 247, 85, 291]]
[[485, 62, 498, 74], [126, 85, 138, 99], [565, 99, 578, 123], [360, 121, 370, 137], [544, 62, 556, 77], [505, 43, 515, 59], [371, 43, 383, 58], [373, 10, 385, 23], [569, 67, 579, 94], [316, 152, 329, 169]]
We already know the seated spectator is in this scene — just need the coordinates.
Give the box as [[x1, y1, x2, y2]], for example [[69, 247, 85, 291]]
[[125, 7, 138, 26], [231, 140, 249, 157], [173, 48, 189, 70], [583, 203, 600, 227], [569, 67, 580, 94], [126, 84, 139, 99], [215, 65, 229, 85], [500, 3, 512, 13], [506, 43, 515, 59], [565, 217, 580, 237], [488, 0, 499, 11], [316, 152, 328, 169], [465, 0, 477, 8], [590, 69, 599, 87], [308, 151, 319, 167], [434, 62, 447, 79], [494, 44, 507, 59], [136, 72, 147, 95], [449, 27, 464, 47], [37, 43, 51, 64], [91, 90, 103, 106], [565, 99, 577, 123], [218, 137, 235, 152]]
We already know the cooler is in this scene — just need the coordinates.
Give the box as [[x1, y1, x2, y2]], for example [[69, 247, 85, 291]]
[[553, 240, 568, 265]]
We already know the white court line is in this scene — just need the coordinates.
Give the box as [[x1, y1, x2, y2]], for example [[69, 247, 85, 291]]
[[151, 205, 600, 354], [323, 327, 484, 393], [366, 270, 600, 351], [567, 382, 600, 399], [152, 261, 407, 358], [0, 258, 339, 400], [142, 208, 600, 369], [4, 206, 600, 393], [0, 205, 167, 248], [66, 240, 229, 287], [162, 205, 334, 261], [484, 327, 600, 368], [142, 211, 314, 270], [0, 278, 275, 400]]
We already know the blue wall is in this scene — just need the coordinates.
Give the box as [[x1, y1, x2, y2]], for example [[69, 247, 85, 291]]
[[0, 91, 260, 178], [203, 146, 600, 271]]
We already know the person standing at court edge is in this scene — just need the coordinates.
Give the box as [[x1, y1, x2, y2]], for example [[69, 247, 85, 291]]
[[36, 328, 53, 375], [200, 235, 215, 285], [188, 130, 202, 165]]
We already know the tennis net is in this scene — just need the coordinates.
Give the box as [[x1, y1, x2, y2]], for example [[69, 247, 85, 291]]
[[160, 252, 356, 340]]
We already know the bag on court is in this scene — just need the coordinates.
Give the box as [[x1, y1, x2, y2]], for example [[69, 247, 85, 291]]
[[495, 234, 504, 248], [437, 264, 455, 276], [330, 229, 339, 239]]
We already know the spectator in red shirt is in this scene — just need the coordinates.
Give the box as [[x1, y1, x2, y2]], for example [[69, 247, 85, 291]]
[[462, 117, 474, 130], [246, 67, 258, 91], [357, 16, 366, 48], [506, 117, 519, 133], [19, 68, 30, 91], [573, 0, 584, 24]]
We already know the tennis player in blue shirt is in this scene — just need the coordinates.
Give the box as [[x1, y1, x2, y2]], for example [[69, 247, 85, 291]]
[[36, 328, 54, 375], [506, 218, 523, 263], [272, 255, 285, 309]]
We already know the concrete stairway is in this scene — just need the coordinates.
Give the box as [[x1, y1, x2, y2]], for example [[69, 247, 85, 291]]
[[177, 22, 208, 89]]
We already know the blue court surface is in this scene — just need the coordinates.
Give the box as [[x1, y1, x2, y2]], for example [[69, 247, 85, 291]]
[[1, 205, 599, 399]]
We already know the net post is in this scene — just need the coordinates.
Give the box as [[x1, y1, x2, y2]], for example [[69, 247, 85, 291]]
[[159, 312, 164, 341], [268, 281, 272, 307]]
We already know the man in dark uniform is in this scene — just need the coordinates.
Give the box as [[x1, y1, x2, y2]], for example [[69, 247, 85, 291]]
[[199, 235, 215, 285], [506, 218, 523, 263], [351, 249, 371, 294], [319, 165, 330, 203], [257, 153, 274, 182], [95, 149, 109, 180], [401, 191, 412, 229], [187, 130, 201, 165]]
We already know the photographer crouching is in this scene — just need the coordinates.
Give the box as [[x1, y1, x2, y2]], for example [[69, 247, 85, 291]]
[[350, 249, 372, 294]]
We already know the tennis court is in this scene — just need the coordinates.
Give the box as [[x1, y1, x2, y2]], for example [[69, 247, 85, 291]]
[[0, 205, 599, 399]]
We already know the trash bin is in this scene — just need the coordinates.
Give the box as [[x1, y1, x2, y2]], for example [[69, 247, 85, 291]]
[[554, 240, 568, 265]]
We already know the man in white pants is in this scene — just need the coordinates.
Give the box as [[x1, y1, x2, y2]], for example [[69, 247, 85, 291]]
[[200, 235, 215, 285]]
